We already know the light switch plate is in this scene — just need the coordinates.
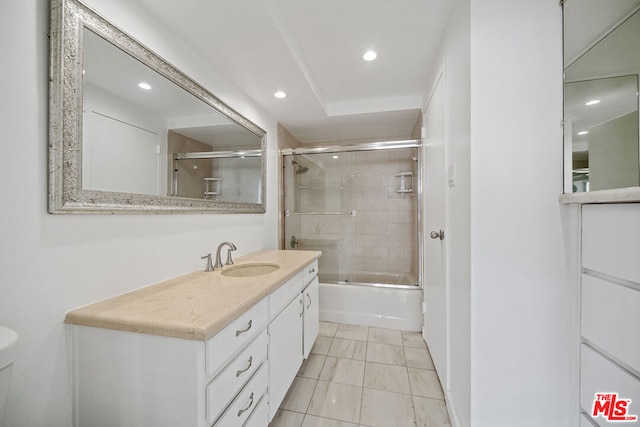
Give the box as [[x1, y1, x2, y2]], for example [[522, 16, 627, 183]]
[[448, 164, 456, 187]]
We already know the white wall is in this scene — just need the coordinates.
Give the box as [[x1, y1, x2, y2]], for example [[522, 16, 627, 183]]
[[469, 0, 578, 426], [0, 1, 278, 426]]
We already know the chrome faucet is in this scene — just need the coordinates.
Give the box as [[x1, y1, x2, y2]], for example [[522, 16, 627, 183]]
[[214, 241, 237, 269]]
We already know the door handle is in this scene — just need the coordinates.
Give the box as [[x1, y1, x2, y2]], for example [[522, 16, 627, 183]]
[[430, 230, 444, 240]]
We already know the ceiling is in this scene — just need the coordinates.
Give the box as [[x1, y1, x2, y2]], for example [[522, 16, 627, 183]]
[[128, 0, 455, 143]]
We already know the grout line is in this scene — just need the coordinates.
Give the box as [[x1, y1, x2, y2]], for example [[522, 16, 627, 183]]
[[358, 328, 371, 425], [302, 337, 331, 415]]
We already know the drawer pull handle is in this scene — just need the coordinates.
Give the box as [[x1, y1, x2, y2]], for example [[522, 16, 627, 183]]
[[309, 267, 316, 274], [236, 356, 253, 377], [237, 392, 254, 417], [306, 292, 312, 310], [235, 320, 252, 337]]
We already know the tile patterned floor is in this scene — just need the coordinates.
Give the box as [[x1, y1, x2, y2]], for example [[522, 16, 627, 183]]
[[269, 322, 452, 427]]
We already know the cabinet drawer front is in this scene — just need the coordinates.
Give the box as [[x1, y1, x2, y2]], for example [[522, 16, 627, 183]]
[[269, 271, 302, 319], [206, 298, 268, 377], [580, 345, 640, 421], [206, 330, 268, 425], [213, 364, 268, 427], [242, 393, 268, 427], [582, 204, 640, 284], [582, 274, 640, 373], [302, 260, 319, 286]]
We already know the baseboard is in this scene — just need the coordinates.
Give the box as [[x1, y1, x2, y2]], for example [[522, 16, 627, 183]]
[[445, 389, 463, 427]]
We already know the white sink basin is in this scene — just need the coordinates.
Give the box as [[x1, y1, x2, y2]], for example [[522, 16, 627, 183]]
[[221, 263, 280, 278]]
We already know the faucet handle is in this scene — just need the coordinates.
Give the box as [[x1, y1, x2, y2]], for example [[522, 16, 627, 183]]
[[201, 253, 214, 272], [225, 248, 235, 266]]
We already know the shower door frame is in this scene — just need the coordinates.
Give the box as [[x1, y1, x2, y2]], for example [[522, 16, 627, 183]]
[[279, 139, 424, 290]]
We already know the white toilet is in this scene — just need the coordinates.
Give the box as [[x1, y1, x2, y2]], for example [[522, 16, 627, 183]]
[[0, 327, 18, 426]]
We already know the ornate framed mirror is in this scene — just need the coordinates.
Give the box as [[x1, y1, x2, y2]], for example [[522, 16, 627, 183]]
[[49, 0, 266, 213]]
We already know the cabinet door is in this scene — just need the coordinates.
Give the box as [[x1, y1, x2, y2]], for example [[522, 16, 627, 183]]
[[268, 295, 303, 420], [303, 278, 319, 359]]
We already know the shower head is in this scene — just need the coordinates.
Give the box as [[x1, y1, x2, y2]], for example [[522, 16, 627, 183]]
[[292, 161, 309, 175]]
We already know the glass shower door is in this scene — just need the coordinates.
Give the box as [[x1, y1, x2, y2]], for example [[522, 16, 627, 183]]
[[283, 153, 355, 282]]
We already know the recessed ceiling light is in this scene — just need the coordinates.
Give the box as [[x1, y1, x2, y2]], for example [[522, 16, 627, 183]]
[[332, 155, 339, 159], [577, 131, 589, 136], [274, 91, 287, 99], [585, 99, 600, 106], [138, 82, 152, 90], [363, 50, 377, 61]]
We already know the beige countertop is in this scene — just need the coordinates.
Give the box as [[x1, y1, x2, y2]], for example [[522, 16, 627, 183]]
[[65, 250, 322, 341]]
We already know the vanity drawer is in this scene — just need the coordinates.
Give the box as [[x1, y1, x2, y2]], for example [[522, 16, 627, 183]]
[[213, 364, 268, 427], [580, 345, 640, 418], [243, 393, 268, 427], [206, 330, 268, 425], [582, 204, 640, 284], [206, 297, 267, 377], [582, 274, 640, 372], [302, 260, 318, 286], [269, 271, 302, 319]]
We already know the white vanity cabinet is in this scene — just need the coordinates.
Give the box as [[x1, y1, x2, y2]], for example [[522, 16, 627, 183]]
[[72, 297, 269, 427], [268, 260, 319, 420], [66, 250, 321, 427]]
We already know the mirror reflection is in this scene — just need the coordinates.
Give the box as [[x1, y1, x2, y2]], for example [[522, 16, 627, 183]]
[[82, 28, 263, 203], [564, 6, 640, 192]]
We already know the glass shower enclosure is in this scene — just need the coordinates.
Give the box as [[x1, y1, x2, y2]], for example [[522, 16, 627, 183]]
[[282, 141, 421, 287]]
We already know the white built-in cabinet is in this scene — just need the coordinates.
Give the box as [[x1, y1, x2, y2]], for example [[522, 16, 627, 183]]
[[71, 259, 319, 427], [268, 261, 319, 421], [579, 204, 640, 426]]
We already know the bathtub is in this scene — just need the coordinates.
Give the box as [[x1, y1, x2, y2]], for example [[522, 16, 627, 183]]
[[318, 272, 423, 332]]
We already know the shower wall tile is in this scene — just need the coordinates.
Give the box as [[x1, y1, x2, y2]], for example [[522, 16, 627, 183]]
[[355, 211, 389, 224], [354, 199, 388, 212], [388, 223, 412, 236], [388, 210, 413, 224], [355, 234, 386, 248], [387, 258, 412, 274], [353, 246, 388, 259], [386, 198, 414, 211], [355, 222, 387, 236], [354, 257, 389, 272]]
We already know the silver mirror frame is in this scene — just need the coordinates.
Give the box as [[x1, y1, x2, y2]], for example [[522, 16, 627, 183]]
[[49, 0, 267, 214]]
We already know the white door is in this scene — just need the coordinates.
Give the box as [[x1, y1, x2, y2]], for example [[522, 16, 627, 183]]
[[423, 72, 448, 386]]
